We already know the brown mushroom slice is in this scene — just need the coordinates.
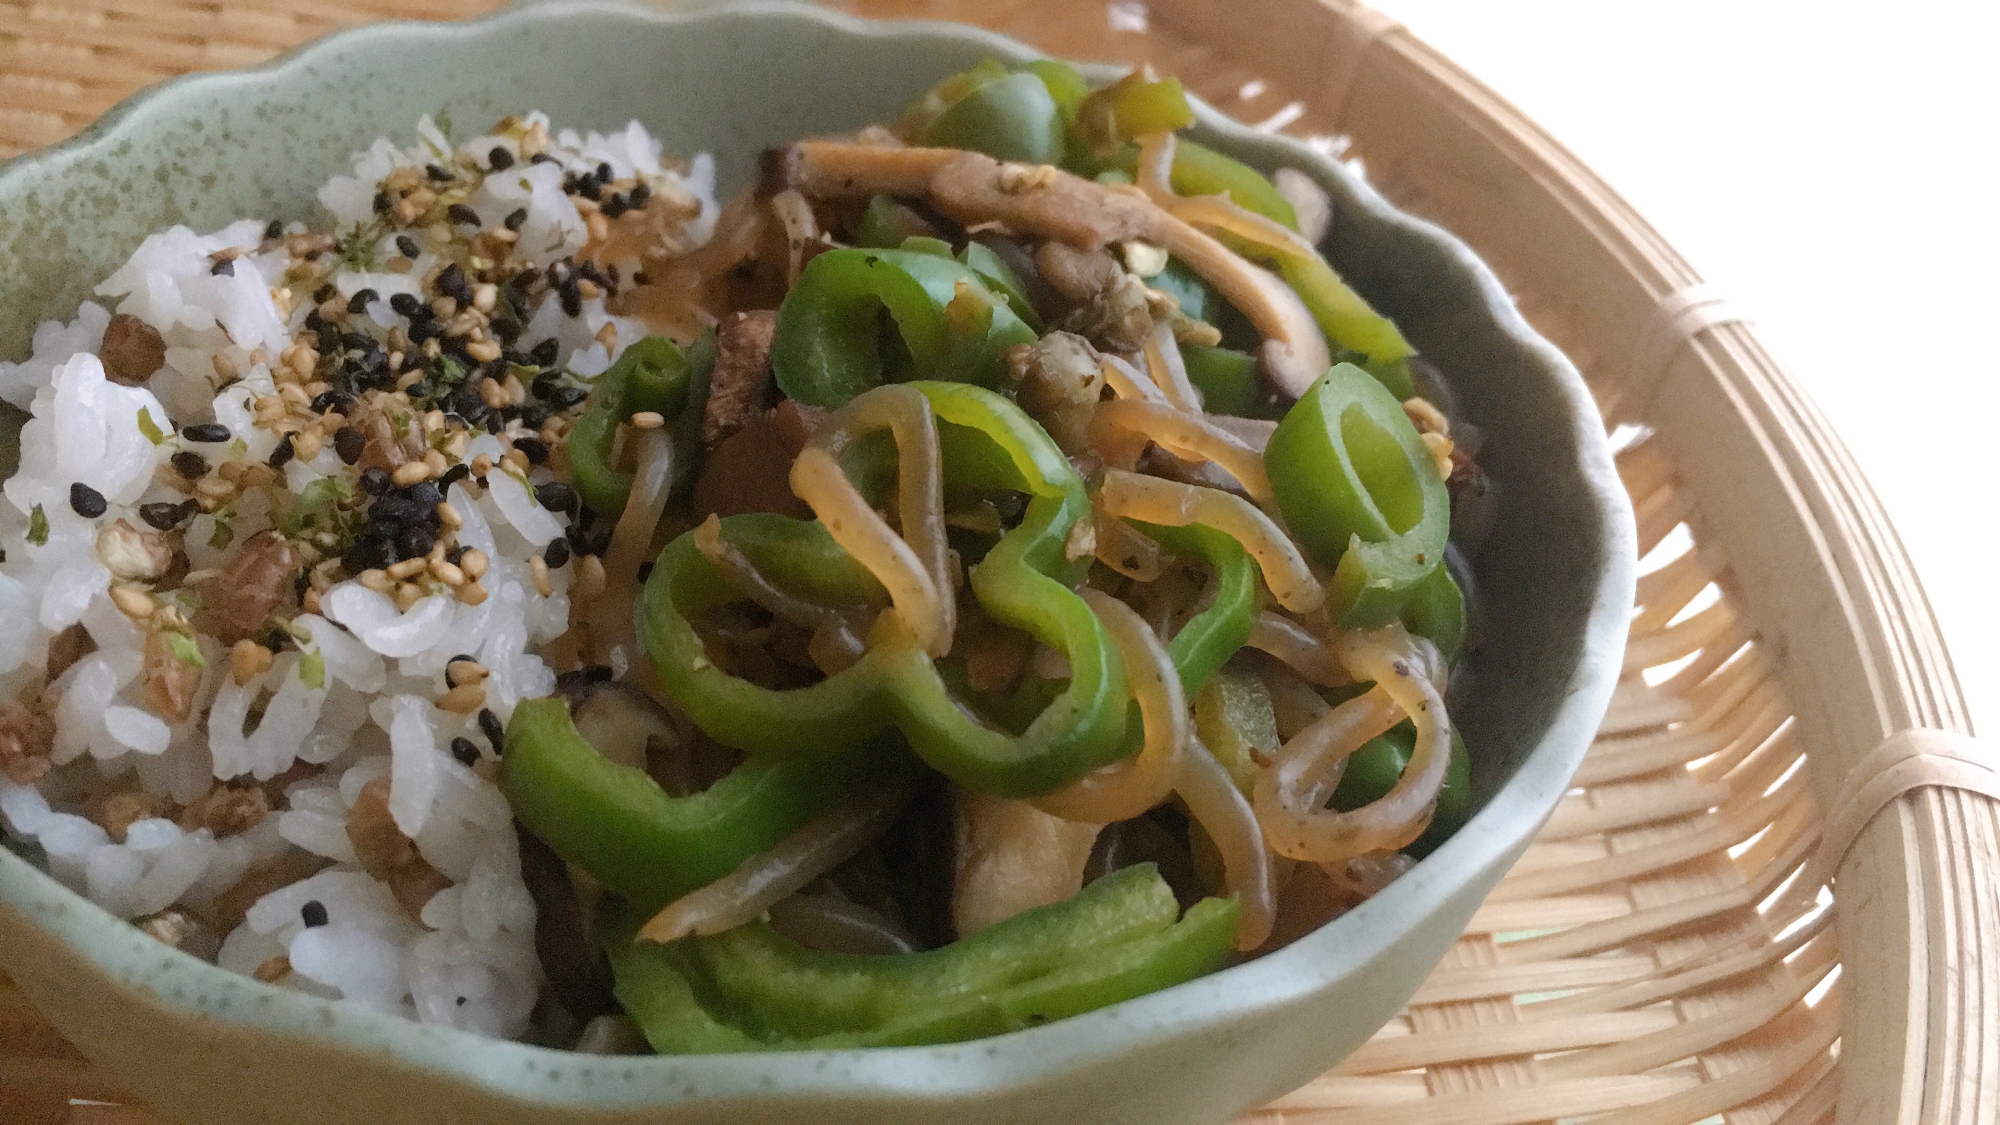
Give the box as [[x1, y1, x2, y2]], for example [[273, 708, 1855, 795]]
[[518, 825, 616, 1021], [770, 143, 1329, 396], [557, 679, 690, 790], [1147, 210, 1330, 397], [764, 141, 956, 200]]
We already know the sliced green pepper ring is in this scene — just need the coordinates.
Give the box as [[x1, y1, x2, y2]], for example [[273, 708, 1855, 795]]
[[567, 332, 714, 516], [1134, 521, 1258, 696], [771, 248, 1037, 409], [917, 70, 1065, 166], [1267, 362, 1449, 627], [1329, 720, 1473, 859], [1107, 138, 1300, 231], [502, 696, 907, 916], [640, 381, 1133, 797]]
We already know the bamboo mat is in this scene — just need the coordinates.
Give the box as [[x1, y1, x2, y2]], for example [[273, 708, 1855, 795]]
[[0, 1, 1897, 1123]]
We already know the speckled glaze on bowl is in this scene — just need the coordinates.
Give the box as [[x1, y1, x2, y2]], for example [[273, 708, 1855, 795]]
[[0, 4, 1635, 1123]]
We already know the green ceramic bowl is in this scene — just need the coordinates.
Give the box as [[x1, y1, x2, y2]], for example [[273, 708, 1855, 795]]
[[0, 3, 1635, 1122]]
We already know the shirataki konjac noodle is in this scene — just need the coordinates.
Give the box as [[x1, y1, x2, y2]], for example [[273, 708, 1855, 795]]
[[0, 58, 1492, 1054]]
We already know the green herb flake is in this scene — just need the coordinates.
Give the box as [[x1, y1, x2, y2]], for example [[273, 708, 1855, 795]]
[[298, 649, 326, 690], [26, 504, 48, 546], [281, 477, 354, 535], [166, 632, 206, 669], [228, 437, 249, 460], [208, 508, 236, 552], [136, 407, 166, 445]]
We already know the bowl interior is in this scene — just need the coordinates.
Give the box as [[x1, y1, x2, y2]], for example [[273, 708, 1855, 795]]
[[0, 1, 1633, 1117]]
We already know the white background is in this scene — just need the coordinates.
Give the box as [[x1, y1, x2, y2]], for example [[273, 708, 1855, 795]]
[[1369, 0, 1997, 730]]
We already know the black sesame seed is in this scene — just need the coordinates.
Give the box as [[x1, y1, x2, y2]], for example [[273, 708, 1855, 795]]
[[635, 561, 654, 584], [437, 463, 471, 490], [560, 287, 583, 318], [358, 466, 392, 496], [595, 162, 613, 183], [503, 207, 527, 232], [333, 426, 366, 465], [389, 292, 424, 318], [445, 545, 467, 566], [491, 319, 522, 347], [138, 501, 184, 531], [342, 533, 392, 575], [426, 163, 453, 183], [406, 481, 443, 510], [488, 146, 515, 171], [301, 901, 329, 928], [267, 432, 296, 468], [631, 270, 652, 286], [600, 195, 628, 220], [437, 263, 471, 303], [542, 536, 571, 569], [180, 422, 231, 443], [397, 525, 435, 560], [170, 451, 208, 480], [396, 234, 421, 259], [309, 389, 353, 415], [347, 288, 378, 315], [530, 152, 556, 165], [478, 708, 505, 749], [264, 219, 284, 241], [261, 626, 292, 653], [629, 182, 651, 208], [528, 338, 560, 367], [535, 481, 576, 513], [369, 493, 422, 527], [407, 320, 439, 345], [210, 257, 236, 277], [372, 191, 394, 215], [513, 435, 549, 465], [573, 177, 601, 202], [450, 736, 481, 765], [447, 203, 482, 228]]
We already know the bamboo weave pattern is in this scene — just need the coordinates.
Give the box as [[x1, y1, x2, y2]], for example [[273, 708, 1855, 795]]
[[0, 2, 1856, 1123]]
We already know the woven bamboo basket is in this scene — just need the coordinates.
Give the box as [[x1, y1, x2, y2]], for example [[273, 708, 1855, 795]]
[[2, 1, 1994, 1123]]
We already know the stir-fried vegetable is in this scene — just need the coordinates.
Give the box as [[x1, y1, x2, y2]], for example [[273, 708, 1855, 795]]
[[496, 56, 1490, 1056], [610, 864, 1237, 1052]]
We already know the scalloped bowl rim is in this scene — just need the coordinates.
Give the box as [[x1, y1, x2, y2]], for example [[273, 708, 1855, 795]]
[[0, 0, 1636, 1112]]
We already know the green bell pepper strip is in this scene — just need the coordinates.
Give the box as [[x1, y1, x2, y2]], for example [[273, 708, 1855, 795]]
[[1076, 71, 1197, 166], [566, 332, 714, 516], [853, 195, 931, 251], [771, 248, 1038, 409], [1137, 521, 1257, 696], [641, 381, 1133, 797], [1399, 563, 1466, 665], [894, 235, 1044, 334], [1020, 59, 1089, 122], [502, 697, 906, 917], [608, 863, 1239, 1051], [1215, 232, 1416, 397], [1180, 344, 1287, 420], [916, 70, 1066, 166], [1145, 257, 1216, 324], [1108, 138, 1300, 231], [1267, 363, 1450, 626], [900, 59, 1010, 140], [1329, 722, 1473, 859]]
